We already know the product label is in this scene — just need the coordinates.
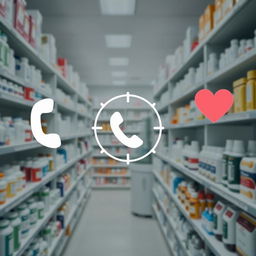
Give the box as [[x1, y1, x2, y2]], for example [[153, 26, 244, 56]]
[[246, 83, 253, 102], [228, 156, 242, 188], [21, 214, 29, 236], [13, 225, 20, 250], [30, 208, 37, 225], [7, 232, 13, 256], [223, 220, 228, 239], [0, 191, 6, 202]]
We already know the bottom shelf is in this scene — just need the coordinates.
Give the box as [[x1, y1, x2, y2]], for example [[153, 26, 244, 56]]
[[48, 182, 92, 256], [93, 184, 130, 189], [153, 205, 176, 256]]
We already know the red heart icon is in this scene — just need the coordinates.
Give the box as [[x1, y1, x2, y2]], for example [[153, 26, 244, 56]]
[[195, 89, 234, 123]]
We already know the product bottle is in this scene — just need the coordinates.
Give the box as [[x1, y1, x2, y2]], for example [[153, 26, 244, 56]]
[[215, 147, 224, 183], [246, 70, 256, 111], [228, 140, 245, 193], [222, 140, 233, 187], [189, 191, 200, 219], [198, 191, 206, 214], [189, 141, 200, 171], [213, 201, 226, 241], [8, 211, 21, 251], [0, 219, 14, 256], [222, 207, 239, 252]]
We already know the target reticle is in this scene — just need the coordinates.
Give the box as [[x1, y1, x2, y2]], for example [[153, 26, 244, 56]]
[[92, 92, 164, 165]]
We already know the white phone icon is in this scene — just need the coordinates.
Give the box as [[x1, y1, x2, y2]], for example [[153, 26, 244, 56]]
[[31, 98, 61, 149], [110, 112, 143, 149]]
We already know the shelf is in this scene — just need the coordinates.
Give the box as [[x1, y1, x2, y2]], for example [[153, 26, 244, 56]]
[[153, 190, 190, 256], [93, 174, 130, 178], [93, 184, 130, 189], [57, 101, 76, 114], [61, 133, 92, 141], [155, 153, 256, 216], [92, 164, 127, 168], [93, 144, 128, 147], [152, 205, 176, 255], [96, 130, 140, 135], [167, 111, 256, 129], [14, 170, 88, 256], [97, 118, 143, 123], [0, 151, 91, 216], [93, 153, 127, 158], [0, 141, 41, 156], [154, 0, 255, 99], [153, 171, 237, 256], [93, 107, 149, 111], [0, 92, 34, 108], [48, 183, 91, 256], [170, 83, 204, 105], [157, 103, 169, 114], [207, 48, 256, 85]]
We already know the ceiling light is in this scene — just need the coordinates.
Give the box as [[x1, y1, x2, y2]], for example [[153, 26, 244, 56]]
[[100, 0, 136, 15], [112, 71, 127, 78], [113, 80, 127, 86], [105, 35, 132, 48], [109, 58, 129, 66]]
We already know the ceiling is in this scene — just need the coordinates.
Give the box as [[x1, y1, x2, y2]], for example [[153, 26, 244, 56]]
[[28, 0, 211, 87]]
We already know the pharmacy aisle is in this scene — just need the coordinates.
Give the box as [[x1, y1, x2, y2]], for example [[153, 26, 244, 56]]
[[0, 1, 93, 256], [153, 0, 256, 256], [62, 190, 170, 256]]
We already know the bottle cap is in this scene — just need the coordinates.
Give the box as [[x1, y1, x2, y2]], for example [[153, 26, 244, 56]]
[[248, 140, 256, 157], [224, 140, 233, 153], [232, 140, 245, 155], [191, 141, 199, 152]]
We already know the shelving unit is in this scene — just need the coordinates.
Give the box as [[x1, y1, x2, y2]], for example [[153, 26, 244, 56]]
[[153, 0, 256, 255], [0, 8, 94, 256], [92, 105, 151, 189]]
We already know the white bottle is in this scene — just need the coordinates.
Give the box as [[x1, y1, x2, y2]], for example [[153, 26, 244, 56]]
[[190, 141, 199, 171], [230, 39, 239, 62], [247, 140, 256, 157], [215, 147, 224, 183], [0, 219, 14, 256], [13, 118, 25, 145]]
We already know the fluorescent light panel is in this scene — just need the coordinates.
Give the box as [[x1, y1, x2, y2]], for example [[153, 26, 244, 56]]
[[109, 57, 129, 66], [112, 71, 127, 78], [113, 80, 127, 86], [105, 35, 132, 48], [100, 0, 136, 15]]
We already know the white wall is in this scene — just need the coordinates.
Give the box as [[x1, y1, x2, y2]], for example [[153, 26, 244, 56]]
[[89, 85, 153, 107]]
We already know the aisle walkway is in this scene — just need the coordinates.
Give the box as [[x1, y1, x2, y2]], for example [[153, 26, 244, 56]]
[[63, 190, 170, 256]]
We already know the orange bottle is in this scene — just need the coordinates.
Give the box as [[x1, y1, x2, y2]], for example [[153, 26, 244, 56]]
[[185, 189, 191, 212], [189, 192, 201, 219], [198, 191, 206, 214], [206, 193, 215, 210]]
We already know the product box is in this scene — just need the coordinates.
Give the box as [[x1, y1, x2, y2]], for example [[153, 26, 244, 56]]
[[27, 10, 42, 51], [23, 11, 30, 42], [236, 212, 256, 256], [58, 58, 68, 78], [214, 0, 223, 27], [14, 0, 26, 38], [223, 0, 235, 16], [28, 15, 36, 47], [199, 14, 205, 42], [204, 5, 215, 37]]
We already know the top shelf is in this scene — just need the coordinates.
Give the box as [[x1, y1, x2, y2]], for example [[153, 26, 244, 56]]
[[154, 0, 256, 98], [0, 17, 91, 106]]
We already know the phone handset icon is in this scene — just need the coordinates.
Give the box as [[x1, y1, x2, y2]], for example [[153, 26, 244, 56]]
[[31, 98, 61, 149], [110, 112, 143, 149]]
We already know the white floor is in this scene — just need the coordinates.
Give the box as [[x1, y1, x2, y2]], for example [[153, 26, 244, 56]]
[[62, 190, 170, 256]]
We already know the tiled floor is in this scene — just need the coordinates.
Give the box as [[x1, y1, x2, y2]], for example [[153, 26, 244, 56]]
[[62, 190, 170, 256]]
